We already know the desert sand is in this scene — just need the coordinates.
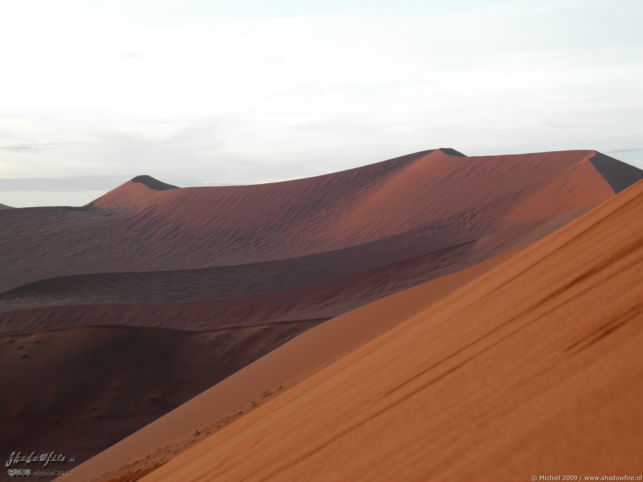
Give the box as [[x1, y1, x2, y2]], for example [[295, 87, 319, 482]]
[[142, 179, 643, 482], [0, 321, 319, 468], [0, 149, 625, 293], [2, 147, 641, 479], [67, 250, 516, 481]]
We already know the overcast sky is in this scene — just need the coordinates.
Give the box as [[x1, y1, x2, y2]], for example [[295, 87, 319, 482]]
[[1, 0, 642, 207]]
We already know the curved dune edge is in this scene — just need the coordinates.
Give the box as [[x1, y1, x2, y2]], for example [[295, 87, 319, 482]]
[[66, 249, 517, 481], [140, 181, 642, 481]]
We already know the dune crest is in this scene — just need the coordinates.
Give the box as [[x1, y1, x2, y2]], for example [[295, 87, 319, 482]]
[[131, 175, 178, 191], [1, 149, 633, 294]]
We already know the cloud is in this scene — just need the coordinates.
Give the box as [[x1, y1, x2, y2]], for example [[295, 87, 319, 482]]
[[606, 148, 643, 154], [0, 175, 128, 192], [0, 142, 84, 153], [119, 52, 145, 59], [0, 0, 642, 206], [0, 144, 39, 153]]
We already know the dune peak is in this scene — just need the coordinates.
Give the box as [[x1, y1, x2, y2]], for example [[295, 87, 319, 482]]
[[438, 147, 467, 157], [588, 151, 643, 194], [130, 175, 178, 191]]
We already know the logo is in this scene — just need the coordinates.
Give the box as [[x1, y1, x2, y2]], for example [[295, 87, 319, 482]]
[[7, 468, 32, 477]]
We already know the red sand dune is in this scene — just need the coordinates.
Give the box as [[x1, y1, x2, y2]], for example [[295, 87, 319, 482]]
[[140, 179, 643, 482], [0, 213, 557, 313], [0, 149, 624, 293], [0, 149, 631, 330], [0, 203, 583, 333], [1, 148, 640, 479]]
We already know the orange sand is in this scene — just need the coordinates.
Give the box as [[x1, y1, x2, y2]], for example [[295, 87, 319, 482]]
[[2, 148, 637, 478], [66, 251, 514, 481], [143, 181, 643, 481]]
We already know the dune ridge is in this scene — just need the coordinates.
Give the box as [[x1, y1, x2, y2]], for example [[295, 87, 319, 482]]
[[2, 148, 641, 479], [0, 149, 628, 293]]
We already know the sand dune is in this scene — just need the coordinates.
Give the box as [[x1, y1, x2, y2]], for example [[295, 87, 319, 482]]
[[3, 148, 641, 479], [0, 149, 626, 293], [0, 203, 11, 209], [587, 151, 643, 192], [65, 250, 515, 481], [141, 180, 643, 482], [0, 218, 536, 312], [0, 321, 317, 468], [0, 205, 583, 328]]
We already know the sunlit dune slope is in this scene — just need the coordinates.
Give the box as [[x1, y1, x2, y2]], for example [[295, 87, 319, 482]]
[[144, 181, 643, 482]]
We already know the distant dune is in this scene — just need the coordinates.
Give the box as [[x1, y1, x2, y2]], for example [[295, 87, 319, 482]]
[[1, 148, 641, 476], [0, 205, 583, 328], [0, 202, 12, 209], [141, 179, 643, 482], [1, 149, 635, 292]]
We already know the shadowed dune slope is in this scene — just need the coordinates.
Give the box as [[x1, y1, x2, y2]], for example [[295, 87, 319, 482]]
[[143, 181, 643, 482], [0, 218, 535, 313], [588, 151, 643, 193], [0, 203, 584, 324], [131, 175, 178, 191], [0, 149, 634, 293], [0, 320, 319, 469], [437, 147, 466, 156], [0, 203, 11, 209]]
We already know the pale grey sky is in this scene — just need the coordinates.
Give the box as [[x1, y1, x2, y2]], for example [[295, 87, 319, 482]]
[[1, 0, 642, 206]]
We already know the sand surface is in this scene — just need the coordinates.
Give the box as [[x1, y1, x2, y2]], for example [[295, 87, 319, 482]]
[[142, 180, 643, 481], [66, 250, 514, 481], [0, 149, 617, 293], [2, 148, 640, 479], [0, 321, 319, 466]]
